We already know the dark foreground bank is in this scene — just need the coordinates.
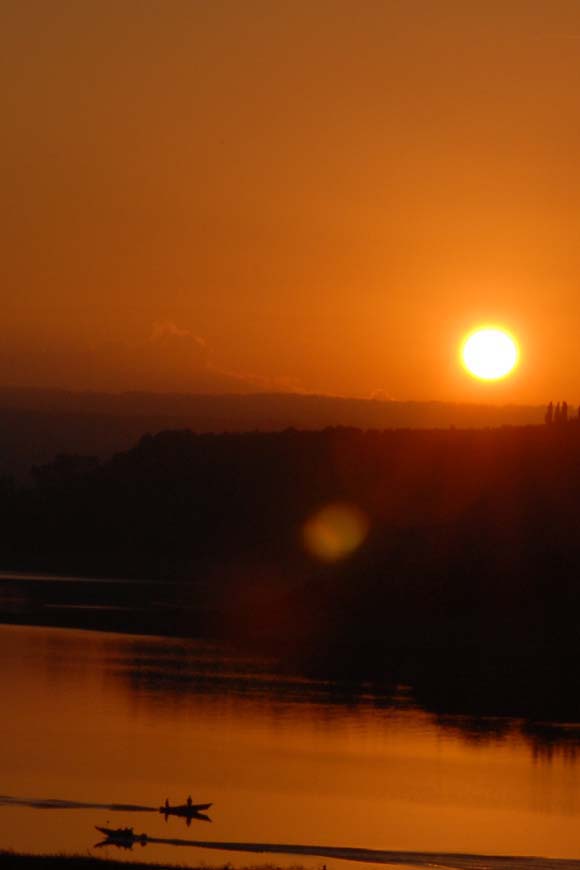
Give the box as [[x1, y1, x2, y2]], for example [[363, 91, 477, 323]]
[[0, 851, 292, 870], [5, 849, 580, 870], [0, 852, 182, 870]]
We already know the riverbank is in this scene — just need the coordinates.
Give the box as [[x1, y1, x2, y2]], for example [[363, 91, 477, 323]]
[[0, 852, 186, 869], [0, 851, 295, 870]]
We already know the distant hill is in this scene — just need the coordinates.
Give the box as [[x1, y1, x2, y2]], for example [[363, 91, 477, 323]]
[[0, 386, 545, 479]]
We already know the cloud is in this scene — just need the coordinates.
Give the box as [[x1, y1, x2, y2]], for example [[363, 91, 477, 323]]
[[150, 320, 207, 347], [143, 320, 305, 394], [0, 320, 306, 395], [368, 388, 395, 402]]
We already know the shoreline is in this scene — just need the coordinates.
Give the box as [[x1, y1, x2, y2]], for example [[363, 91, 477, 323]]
[[5, 848, 580, 870], [0, 851, 298, 870]]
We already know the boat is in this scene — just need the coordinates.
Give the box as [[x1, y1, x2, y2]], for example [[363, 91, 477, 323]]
[[160, 801, 212, 816], [95, 825, 147, 844]]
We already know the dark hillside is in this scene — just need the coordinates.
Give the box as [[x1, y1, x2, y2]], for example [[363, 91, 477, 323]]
[[2, 423, 580, 716]]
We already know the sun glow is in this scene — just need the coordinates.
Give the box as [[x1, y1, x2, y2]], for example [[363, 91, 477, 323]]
[[461, 327, 519, 381]]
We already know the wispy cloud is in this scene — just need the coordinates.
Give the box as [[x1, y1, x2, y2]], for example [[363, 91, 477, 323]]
[[150, 320, 206, 346], [0, 320, 307, 395]]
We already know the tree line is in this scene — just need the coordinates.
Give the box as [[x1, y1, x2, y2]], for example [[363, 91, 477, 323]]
[[544, 400, 580, 424], [2, 423, 580, 717]]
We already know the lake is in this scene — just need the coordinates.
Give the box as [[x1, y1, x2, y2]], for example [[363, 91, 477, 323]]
[[1, 622, 580, 870]]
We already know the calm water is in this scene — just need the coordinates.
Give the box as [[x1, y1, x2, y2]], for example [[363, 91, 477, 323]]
[[1, 623, 580, 869]]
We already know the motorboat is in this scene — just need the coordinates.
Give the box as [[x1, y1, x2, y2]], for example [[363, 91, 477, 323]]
[[95, 825, 147, 845], [160, 800, 212, 816]]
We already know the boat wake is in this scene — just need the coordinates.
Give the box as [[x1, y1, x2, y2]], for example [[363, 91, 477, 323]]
[[0, 794, 157, 812], [128, 835, 580, 870], [3, 795, 580, 870]]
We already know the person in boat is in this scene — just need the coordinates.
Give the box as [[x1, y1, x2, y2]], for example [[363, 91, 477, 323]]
[[165, 798, 170, 810], [187, 795, 192, 808]]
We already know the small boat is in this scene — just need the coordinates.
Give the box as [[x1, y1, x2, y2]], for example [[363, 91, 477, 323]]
[[160, 801, 212, 816], [95, 826, 147, 844]]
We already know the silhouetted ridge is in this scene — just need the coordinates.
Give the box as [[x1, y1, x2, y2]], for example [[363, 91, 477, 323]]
[[0, 387, 545, 481]]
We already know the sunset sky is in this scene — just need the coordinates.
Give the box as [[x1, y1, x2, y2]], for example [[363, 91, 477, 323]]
[[3, 1, 580, 404]]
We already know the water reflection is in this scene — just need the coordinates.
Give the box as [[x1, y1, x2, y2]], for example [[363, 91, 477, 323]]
[[108, 635, 580, 761], [108, 637, 404, 711], [2, 624, 580, 865]]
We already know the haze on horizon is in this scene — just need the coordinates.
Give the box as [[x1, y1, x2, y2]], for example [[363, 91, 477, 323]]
[[3, 1, 580, 405]]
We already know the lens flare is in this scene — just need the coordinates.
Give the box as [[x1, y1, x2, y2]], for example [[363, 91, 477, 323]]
[[302, 503, 369, 562], [461, 327, 519, 381]]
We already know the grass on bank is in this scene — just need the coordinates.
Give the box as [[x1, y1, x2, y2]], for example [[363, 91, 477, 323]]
[[0, 852, 307, 870]]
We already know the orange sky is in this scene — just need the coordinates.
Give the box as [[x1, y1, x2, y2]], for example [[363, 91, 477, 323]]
[[3, 1, 580, 403]]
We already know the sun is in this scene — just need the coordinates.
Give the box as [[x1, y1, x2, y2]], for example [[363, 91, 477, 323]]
[[461, 327, 519, 381]]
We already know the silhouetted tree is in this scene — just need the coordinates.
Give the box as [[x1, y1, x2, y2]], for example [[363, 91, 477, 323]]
[[562, 401, 568, 423], [545, 402, 554, 425], [554, 402, 561, 424]]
